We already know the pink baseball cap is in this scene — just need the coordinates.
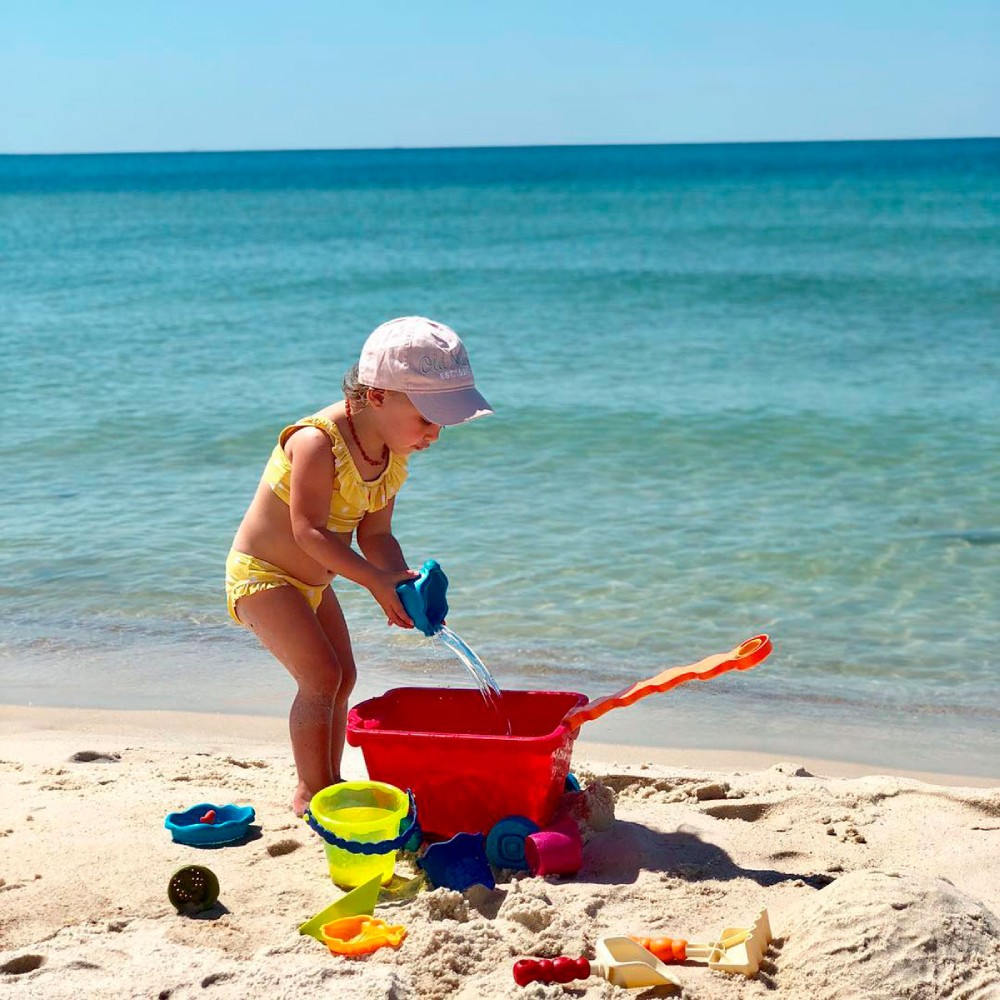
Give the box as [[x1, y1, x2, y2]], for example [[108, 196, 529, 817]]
[[358, 316, 494, 426]]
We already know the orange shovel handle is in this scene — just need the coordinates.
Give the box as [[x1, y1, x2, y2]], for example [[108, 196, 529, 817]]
[[562, 634, 772, 732]]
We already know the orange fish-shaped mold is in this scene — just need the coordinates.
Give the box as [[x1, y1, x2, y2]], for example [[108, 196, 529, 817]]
[[320, 915, 407, 956]]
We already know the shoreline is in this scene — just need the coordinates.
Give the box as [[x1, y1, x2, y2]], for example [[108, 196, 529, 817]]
[[2, 703, 995, 790], [5, 628, 998, 781]]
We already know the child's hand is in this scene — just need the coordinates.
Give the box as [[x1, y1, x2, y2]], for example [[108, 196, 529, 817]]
[[369, 568, 418, 629]]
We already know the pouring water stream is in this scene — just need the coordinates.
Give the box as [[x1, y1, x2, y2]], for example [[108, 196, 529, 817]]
[[396, 560, 511, 733], [433, 625, 511, 735]]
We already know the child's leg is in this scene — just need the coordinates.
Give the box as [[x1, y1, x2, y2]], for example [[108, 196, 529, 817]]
[[315, 589, 358, 783], [235, 586, 346, 815]]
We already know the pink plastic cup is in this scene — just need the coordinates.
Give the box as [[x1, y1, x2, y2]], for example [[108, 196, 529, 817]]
[[524, 816, 583, 877]]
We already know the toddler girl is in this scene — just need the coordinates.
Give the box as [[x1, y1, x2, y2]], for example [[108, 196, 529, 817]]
[[226, 316, 492, 814]]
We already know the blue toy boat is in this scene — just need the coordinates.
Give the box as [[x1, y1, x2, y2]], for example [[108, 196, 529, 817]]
[[165, 802, 255, 846]]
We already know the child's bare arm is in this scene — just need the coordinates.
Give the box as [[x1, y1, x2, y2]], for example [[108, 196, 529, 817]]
[[287, 429, 414, 627], [356, 500, 408, 572]]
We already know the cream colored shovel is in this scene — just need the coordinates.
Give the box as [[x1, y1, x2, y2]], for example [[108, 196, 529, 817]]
[[632, 907, 773, 977], [513, 935, 681, 989]]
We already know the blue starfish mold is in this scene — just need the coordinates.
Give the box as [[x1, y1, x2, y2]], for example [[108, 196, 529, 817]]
[[417, 832, 495, 891]]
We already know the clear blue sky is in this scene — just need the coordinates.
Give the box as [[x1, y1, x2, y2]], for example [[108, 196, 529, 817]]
[[2, 0, 997, 153]]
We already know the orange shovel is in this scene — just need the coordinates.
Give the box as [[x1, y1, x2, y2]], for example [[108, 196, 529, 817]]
[[561, 634, 772, 731], [631, 906, 774, 977]]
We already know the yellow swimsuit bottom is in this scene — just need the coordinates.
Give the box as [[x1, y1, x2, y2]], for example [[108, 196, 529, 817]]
[[225, 549, 327, 623]]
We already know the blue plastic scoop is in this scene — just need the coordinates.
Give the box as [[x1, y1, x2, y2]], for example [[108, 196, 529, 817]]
[[396, 559, 449, 636]]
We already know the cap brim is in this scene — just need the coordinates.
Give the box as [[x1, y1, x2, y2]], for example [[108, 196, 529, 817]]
[[407, 386, 494, 426]]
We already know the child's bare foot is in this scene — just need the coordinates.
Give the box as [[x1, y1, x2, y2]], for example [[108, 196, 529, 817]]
[[292, 782, 313, 817]]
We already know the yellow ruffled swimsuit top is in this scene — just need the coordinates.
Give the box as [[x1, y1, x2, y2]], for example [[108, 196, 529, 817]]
[[263, 413, 408, 532]]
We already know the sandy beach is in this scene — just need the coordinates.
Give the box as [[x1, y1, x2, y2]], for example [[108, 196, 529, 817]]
[[1, 704, 997, 999]]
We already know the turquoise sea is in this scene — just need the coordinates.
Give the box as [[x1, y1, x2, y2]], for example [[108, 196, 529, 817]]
[[1, 139, 997, 777]]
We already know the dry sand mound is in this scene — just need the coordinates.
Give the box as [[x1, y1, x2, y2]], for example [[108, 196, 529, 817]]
[[777, 870, 1000, 999]]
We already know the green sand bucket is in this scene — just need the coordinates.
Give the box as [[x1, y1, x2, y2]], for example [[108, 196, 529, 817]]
[[303, 781, 417, 888]]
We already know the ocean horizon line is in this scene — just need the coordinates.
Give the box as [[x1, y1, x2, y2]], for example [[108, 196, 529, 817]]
[[2, 134, 997, 159]]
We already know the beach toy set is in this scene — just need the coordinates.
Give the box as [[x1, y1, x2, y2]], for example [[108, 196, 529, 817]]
[[513, 907, 774, 988], [167, 865, 220, 914], [396, 559, 449, 637], [298, 874, 381, 940], [298, 874, 408, 956], [319, 914, 407, 956], [152, 559, 777, 982], [164, 803, 256, 846], [299, 779, 566, 895], [162, 802, 257, 915], [514, 937, 682, 990], [630, 906, 774, 978], [358, 559, 772, 840], [523, 815, 583, 877], [482, 812, 585, 878], [325, 634, 771, 894], [303, 563, 773, 971], [347, 635, 772, 838], [418, 832, 496, 891], [302, 781, 418, 888], [342, 564, 771, 895], [392, 794, 584, 893]]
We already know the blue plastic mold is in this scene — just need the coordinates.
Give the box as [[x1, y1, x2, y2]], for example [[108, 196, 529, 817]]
[[417, 832, 495, 892], [486, 815, 540, 871], [396, 559, 449, 637], [165, 803, 256, 846]]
